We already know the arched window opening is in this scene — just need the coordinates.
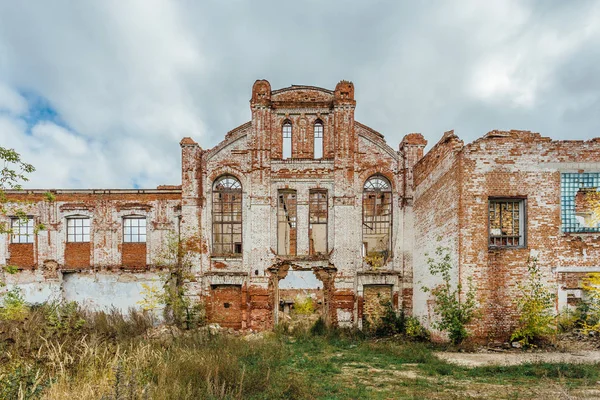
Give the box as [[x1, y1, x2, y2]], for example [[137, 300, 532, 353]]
[[282, 121, 292, 159], [314, 121, 323, 159], [362, 175, 392, 262], [212, 175, 242, 255]]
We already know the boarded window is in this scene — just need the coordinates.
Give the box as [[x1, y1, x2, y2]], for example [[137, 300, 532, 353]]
[[277, 190, 297, 255], [282, 121, 292, 159], [362, 176, 392, 259], [212, 175, 242, 255], [313, 121, 323, 159], [309, 190, 327, 255], [11, 217, 34, 243], [488, 199, 525, 247]]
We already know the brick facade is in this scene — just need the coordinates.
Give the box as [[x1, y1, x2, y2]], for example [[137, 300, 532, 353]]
[[2, 81, 598, 340]]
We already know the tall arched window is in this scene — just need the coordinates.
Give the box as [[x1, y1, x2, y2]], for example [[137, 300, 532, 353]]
[[212, 175, 242, 255], [362, 175, 392, 259], [314, 120, 323, 159], [282, 121, 292, 159]]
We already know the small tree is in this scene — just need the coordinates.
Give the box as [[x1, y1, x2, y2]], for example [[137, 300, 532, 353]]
[[581, 272, 600, 335], [154, 232, 205, 329], [422, 246, 478, 345], [510, 257, 556, 347]]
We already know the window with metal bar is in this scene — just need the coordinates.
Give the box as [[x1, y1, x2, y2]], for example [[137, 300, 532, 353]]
[[67, 217, 90, 242], [277, 190, 297, 255], [309, 190, 328, 254], [212, 175, 242, 255], [123, 217, 147, 243], [488, 199, 525, 247], [11, 217, 34, 243], [362, 176, 392, 257]]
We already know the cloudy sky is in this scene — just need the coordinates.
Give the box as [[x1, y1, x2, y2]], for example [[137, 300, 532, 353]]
[[0, 0, 599, 189]]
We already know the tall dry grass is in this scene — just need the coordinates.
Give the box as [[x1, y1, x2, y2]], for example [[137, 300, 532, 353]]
[[0, 303, 314, 400]]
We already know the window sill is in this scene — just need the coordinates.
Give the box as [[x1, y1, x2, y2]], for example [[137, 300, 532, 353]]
[[488, 246, 527, 250], [211, 254, 242, 260]]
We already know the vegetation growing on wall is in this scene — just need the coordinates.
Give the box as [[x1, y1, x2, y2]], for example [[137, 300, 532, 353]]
[[511, 257, 556, 347], [422, 246, 478, 345]]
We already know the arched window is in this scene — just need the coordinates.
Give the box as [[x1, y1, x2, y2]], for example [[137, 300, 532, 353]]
[[362, 175, 392, 259], [282, 121, 292, 159], [314, 120, 323, 159], [212, 175, 242, 255]]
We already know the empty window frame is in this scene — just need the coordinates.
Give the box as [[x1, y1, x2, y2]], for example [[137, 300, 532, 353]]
[[11, 217, 34, 243], [67, 217, 90, 242], [212, 175, 243, 255], [488, 199, 525, 247], [123, 217, 147, 243], [309, 190, 328, 254], [314, 121, 323, 159], [277, 190, 297, 255], [362, 176, 392, 258], [282, 121, 292, 159]]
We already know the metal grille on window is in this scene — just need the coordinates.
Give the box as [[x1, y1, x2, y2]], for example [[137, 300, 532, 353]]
[[309, 190, 328, 254], [212, 175, 242, 255], [67, 218, 90, 242], [277, 190, 297, 255], [362, 176, 392, 258], [561, 173, 600, 233], [124, 217, 147, 243], [282, 121, 292, 159], [488, 199, 524, 247], [314, 121, 323, 159], [11, 217, 34, 243]]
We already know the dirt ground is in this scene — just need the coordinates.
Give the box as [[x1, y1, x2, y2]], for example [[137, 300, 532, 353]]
[[436, 350, 600, 367]]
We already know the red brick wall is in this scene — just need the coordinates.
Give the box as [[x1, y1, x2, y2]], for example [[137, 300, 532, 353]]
[[207, 285, 243, 329], [64, 242, 91, 269], [121, 243, 146, 269], [8, 243, 35, 269]]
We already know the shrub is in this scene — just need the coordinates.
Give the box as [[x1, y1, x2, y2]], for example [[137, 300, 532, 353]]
[[0, 287, 29, 321], [422, 246, 478, 345], [405, 316, 430, 341], [581, 272, 600, 335], [293, 295, 315, 315], [510, 257, 556, 347], [373, 301, 405, 337]]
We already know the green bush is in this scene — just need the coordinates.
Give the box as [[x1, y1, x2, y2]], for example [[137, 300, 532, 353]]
[[511, 257, 556, 347], [422, 246, 478, 345], [0, 287, 29, 321]]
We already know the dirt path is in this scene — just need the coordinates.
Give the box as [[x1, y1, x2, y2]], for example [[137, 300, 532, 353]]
[[436, 350, 600, 367]]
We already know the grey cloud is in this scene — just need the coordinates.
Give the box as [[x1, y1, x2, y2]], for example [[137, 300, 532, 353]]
[[0, 0, 598, 188]]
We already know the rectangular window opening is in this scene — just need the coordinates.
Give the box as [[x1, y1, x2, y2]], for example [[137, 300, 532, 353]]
[[309, 190, 328, 255], [278, 190, 297, 255], [11, 217, 34, 244], [67, 217, 90, 243], [488, 198, 525, 247]]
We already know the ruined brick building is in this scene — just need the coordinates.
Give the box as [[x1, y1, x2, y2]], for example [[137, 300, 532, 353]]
[[3, 79, 600, 340]]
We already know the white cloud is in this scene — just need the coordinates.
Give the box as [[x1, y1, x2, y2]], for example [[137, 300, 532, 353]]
[[0, 82, 27, 115]]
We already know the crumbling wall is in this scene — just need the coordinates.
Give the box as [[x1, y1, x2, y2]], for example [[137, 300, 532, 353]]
[[413, 131, 463, 337]]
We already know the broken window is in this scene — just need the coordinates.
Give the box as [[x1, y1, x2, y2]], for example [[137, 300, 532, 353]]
[[212, 175, 242, 255], [561, 173, 600, 233], [488, 199, 525, 247], [11, 217, 34, 243], [309, 190, 328, 255], [123, 217, 146, 243], [277, 190, 297, 255], [282, 121, 292, 159], [362, 176, 392, 260], [314, 121, 323, 159], [67, 217, 90, 242]]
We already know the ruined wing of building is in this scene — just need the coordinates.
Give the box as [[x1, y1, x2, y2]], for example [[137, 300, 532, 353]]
[[3, 79, 600, 340]]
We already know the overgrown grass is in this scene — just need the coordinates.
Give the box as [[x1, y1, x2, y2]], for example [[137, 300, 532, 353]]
[[1, 304, 599, 399]]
